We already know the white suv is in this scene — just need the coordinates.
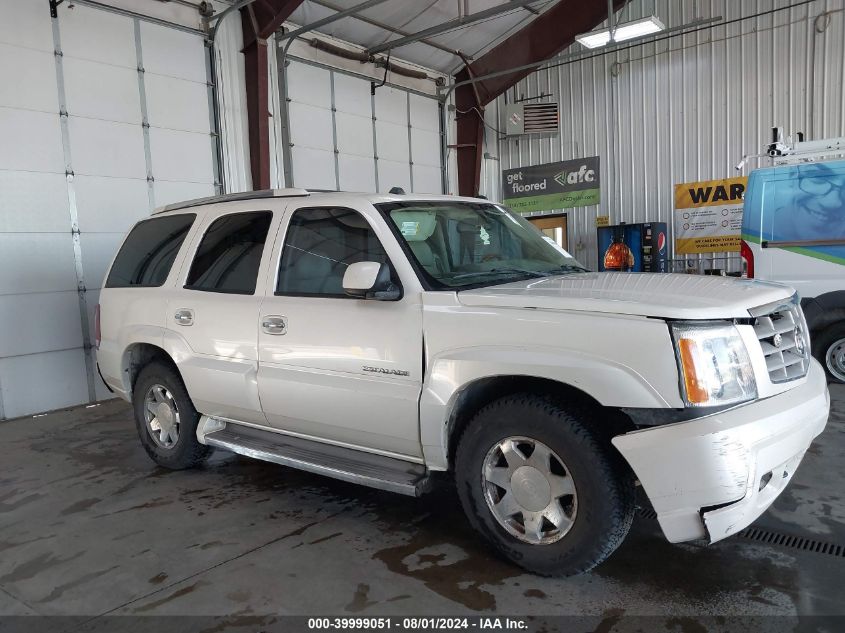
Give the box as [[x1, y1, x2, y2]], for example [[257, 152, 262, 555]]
[[96, 189, 830, 576]]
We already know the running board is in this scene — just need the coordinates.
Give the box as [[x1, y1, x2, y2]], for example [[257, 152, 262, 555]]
[[201, 421, 430, 497]]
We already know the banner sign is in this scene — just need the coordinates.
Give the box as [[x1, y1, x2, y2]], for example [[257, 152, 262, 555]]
[[503, 157, 600, 213], [673, 176, 747, 254]]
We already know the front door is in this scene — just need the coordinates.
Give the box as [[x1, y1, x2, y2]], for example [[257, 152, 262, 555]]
[[257, 203, 424, 459]]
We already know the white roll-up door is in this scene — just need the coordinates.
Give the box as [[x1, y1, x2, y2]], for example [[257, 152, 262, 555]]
[[284, 59, 444, 195], [0, 0, 217, 419]]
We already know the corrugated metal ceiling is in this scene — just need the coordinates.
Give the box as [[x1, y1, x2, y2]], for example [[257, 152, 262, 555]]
[[286, 0, 557, 73]]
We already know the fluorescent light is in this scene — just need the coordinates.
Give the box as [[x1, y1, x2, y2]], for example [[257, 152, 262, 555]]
[[576, 15, 666, 49], [576, 30, 612, 49]]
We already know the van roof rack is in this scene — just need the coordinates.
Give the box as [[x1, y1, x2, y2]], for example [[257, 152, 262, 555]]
[[153, 188, 310, 214]]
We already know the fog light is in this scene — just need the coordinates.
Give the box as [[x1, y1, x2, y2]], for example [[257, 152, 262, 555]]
[[759, 471, 773, 491]]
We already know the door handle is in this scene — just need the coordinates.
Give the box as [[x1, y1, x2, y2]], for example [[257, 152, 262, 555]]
[[262, 315, 287, 335], [174, 309, 194, 326]]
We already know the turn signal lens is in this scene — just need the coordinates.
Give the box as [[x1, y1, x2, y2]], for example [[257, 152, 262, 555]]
[[678, 338, 709, 404]]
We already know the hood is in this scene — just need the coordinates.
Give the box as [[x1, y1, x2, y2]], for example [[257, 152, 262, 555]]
[[457, 272, 794, 319]]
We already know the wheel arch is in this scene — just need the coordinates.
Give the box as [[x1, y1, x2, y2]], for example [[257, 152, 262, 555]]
[[439, 375, 635, 472], [121, 342, 180, 401]]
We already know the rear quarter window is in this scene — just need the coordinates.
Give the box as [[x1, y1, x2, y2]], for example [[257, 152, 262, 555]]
[[105, 214, 196, 288]]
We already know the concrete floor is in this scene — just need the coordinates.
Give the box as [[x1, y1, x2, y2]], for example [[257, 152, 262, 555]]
[[1, 386, 844, 627]]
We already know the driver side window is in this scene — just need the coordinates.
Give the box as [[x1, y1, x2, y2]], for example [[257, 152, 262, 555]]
[[276, 207, 390, 297]]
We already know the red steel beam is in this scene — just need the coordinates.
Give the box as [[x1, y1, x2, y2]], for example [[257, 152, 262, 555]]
[[242, 0, 303, 190], [454, 0, 627, 196], [243, 0, 303, 49]]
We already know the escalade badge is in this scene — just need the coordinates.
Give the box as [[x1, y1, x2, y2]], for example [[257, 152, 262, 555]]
[[363, 366, 410, 377], [773, 333, 782, 348]]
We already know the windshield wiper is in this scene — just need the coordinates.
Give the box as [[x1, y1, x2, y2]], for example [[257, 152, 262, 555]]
[[545, 264, 590, 274], [450, 268, 551, 281]]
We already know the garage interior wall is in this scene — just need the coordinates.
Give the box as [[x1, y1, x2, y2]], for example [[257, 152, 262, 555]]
[[0, 0, 218, 420], [487, 0, 845, 271]]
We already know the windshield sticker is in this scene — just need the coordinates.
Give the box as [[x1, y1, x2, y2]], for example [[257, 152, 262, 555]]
[[400, 221, 420, 237], [543, 236, 572, 258]]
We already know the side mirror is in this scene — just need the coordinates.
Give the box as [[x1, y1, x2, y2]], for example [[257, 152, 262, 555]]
[[342, 261, 401, 301]]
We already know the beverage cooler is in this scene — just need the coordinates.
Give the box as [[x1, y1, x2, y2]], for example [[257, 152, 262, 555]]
[[597, 222, 668, 272]]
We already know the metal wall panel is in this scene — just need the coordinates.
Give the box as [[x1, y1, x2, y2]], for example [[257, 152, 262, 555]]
[[59, 4, 137, 68], [0, 109, 65, 173], [69, 118, 147, 179], [0, 234, 78, 295], [73, 175, 149, 233], [0, 292, 84, 358], [0, 349, 91, 420], [0, 43, 58, 112], [148, 127, 215, 185], [139, 21, 207, 83], [0, 172, 69, 233], [63, 58, 141, 124], [491, 0, 845, 272]]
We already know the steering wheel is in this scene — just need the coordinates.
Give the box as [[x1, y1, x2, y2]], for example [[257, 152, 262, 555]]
[[481, 253, 503, 262]]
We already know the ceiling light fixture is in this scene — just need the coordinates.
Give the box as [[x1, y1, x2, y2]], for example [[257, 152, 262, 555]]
[[575, 15, 666, 49]]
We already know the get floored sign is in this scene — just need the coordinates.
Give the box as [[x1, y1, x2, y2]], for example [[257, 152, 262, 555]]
[[502, 157, 600, 213]]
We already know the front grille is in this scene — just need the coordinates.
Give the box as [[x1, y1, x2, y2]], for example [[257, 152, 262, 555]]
[[752, 300, 810, 383]]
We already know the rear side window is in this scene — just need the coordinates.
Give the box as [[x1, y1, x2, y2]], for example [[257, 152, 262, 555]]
[[105, 214, 195, 288], [186, 211, 272, 294], [276, 207, 389, 297]]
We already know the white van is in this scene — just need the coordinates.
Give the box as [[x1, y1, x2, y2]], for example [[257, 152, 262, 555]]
[[741, 159, 845, 382]]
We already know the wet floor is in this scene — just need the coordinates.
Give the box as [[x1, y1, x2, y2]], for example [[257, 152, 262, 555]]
[[0, 387, 843, 623]]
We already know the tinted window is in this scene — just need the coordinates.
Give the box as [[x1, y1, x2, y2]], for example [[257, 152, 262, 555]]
[[105, 214, 195, 288], [277, 207, 390, 297], [186, 211, 272, 294]]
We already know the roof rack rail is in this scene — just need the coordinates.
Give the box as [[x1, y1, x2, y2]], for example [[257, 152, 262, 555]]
[[153, 188, 310, 214]]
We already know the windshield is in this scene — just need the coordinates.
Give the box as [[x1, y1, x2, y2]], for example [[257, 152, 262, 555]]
[[377, 201, 588, 289]]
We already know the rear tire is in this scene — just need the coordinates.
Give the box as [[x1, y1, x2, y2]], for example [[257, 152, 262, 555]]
[[454, 393, 635, 576], [133, 361, 212, 469], [813, 321, 845, 383]]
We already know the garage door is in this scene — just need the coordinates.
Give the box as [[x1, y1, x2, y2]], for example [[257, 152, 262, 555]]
[[285, 59, 444, 194], [0, 0, 218, 419]]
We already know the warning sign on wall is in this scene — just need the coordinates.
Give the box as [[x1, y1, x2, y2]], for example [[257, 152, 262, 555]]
[[673, 176, 747, 254]]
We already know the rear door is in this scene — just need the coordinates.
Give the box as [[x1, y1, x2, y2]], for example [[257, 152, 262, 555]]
[[256, 201, 424, 459], [165, 205, 278, 424]]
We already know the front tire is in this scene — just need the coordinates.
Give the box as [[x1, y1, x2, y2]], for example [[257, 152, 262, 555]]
[[813, 321, 845, 384], [133, 362, 212, 469], [454, 393, 635, 576]]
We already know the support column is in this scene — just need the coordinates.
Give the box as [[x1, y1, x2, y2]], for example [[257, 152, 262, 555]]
[[454, 80, 484, 197], [243, 37, 271, 190]]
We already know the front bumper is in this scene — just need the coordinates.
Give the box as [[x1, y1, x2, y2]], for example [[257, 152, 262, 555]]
[[611, 359, 830, 543]]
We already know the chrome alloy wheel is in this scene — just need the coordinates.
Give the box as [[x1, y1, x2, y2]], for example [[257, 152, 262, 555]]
[[143, 384, 181, 449], [481, 436, 577, 545], [826, 337, 845, 382]]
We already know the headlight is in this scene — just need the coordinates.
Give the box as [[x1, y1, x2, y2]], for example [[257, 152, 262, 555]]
[[670, 322, 757, 407]]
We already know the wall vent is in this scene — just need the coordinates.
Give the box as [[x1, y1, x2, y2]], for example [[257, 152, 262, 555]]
[[505, 102, 559, 136]]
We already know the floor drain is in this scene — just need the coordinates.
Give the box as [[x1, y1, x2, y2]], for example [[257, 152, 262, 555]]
[[737, 527, 845, 558], [636, 506, 658, 520]]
